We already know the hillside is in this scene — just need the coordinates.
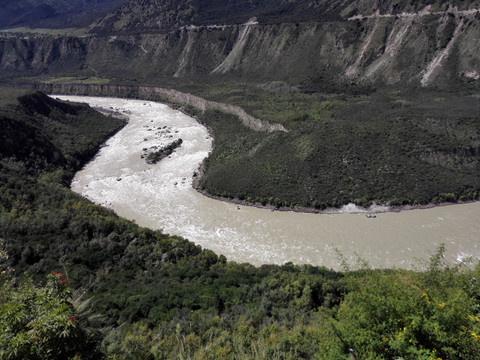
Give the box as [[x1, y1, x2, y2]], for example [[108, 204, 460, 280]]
[[1, 1, 479, 88], [0, 0, 126, 29], [90, 0, 480, 34], [2, 90, 480, 359]]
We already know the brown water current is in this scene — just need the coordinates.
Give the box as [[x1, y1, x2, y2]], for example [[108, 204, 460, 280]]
[[57, 96, 480, 270]]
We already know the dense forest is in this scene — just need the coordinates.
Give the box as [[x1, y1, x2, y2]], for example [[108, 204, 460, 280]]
[[1, 89, 480, 359]]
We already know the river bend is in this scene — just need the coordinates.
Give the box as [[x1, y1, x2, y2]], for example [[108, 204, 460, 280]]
[[57, 96, 480, 270]]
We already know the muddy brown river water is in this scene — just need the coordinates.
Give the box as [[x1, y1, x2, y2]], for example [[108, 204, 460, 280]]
[[57, 96, 480, 270]]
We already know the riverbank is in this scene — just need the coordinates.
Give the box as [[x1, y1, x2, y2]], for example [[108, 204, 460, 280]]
[[193, 178, 479, 216], [147, 92, 480, 217]]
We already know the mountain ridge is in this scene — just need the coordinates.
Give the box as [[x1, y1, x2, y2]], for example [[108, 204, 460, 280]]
[[89, 0, 480, 35]]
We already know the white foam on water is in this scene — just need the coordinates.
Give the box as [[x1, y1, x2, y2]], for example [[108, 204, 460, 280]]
[[339, 203, 367, 214]]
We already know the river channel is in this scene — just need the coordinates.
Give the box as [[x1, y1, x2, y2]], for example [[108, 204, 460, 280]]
[[57, 95, 480, 270]]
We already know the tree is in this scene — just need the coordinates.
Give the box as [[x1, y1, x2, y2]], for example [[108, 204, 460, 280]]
[[0, 268, 103, 360]]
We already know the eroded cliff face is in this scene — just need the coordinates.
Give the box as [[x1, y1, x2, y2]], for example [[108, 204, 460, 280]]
[[1, 5, 480, 88]]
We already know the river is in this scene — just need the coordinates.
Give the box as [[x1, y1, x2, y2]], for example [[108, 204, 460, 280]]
[[56, 95, 480, 270]]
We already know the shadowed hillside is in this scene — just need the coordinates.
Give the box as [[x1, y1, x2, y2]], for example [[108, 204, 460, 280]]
[[0, 0, 126, 29]]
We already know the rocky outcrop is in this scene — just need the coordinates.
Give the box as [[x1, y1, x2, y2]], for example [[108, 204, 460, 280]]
[[211, 18, 258, 74]]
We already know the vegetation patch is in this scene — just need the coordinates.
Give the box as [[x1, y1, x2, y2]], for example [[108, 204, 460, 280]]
[[42, 77, 111, 85], [4, 27, 89, 36], [146, 138, 183, 164]]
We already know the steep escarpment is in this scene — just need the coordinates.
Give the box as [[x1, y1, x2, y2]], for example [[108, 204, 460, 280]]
[[2, 4, 480, 89]]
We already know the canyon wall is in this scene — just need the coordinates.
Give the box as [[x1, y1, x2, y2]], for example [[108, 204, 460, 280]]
[[1, 5, 480, 89]]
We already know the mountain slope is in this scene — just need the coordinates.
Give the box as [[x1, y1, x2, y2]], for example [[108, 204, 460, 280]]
[[89, 0, 480, 34], [1, 1, 479, 88], [0, 89, 125, 175], [0, 0, 127, 29]]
